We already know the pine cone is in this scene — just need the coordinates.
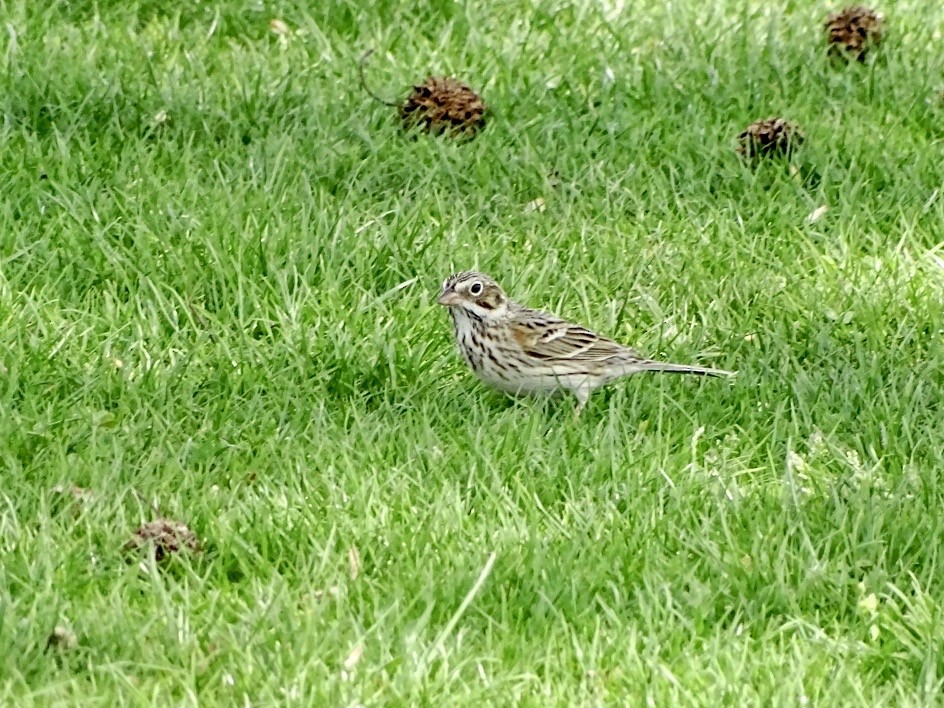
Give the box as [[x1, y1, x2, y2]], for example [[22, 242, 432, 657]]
[[400, 77, 486, 138], [825, 6, 884, 60], [124, 519, 200, 562], [737, 117, 804, 159]]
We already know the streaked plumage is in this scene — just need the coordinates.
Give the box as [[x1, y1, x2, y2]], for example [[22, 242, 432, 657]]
[[437, 271, 733, 412]]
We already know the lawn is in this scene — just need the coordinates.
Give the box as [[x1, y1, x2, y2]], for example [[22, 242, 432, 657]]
[[2, 0, 944, 703]]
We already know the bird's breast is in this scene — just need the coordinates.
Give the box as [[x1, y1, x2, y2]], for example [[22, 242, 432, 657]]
[[450, 311, 486, 373]]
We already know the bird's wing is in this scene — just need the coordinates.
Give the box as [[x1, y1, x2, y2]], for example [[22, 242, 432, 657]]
[[508, 307, 642, 365]]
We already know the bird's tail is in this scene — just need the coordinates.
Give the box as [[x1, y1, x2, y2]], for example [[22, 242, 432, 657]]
[[639, 361, 734, 378]]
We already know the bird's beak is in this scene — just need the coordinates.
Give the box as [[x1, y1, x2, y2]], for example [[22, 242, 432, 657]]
[[437, 288, 461, 306]]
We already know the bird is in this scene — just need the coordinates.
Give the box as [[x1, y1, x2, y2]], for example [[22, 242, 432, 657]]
[[437, 271, 733, 413]]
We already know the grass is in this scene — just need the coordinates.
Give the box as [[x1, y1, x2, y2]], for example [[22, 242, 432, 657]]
[[2, 0, 944, 702]]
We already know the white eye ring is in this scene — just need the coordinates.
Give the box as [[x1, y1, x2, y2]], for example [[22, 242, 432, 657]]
[[469, 281, 483, 296]]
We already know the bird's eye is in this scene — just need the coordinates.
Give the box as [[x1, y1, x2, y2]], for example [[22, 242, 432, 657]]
[[469, 281, 483, 296]]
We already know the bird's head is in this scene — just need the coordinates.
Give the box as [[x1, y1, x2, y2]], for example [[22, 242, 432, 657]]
[[437, 271, 509, 322]]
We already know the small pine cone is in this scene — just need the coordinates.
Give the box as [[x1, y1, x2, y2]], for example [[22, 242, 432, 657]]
[[737, 117, 804, 159], [825, 6, 884, 60], [125, 519, 200, 562], [400, 77, 486, 138]]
